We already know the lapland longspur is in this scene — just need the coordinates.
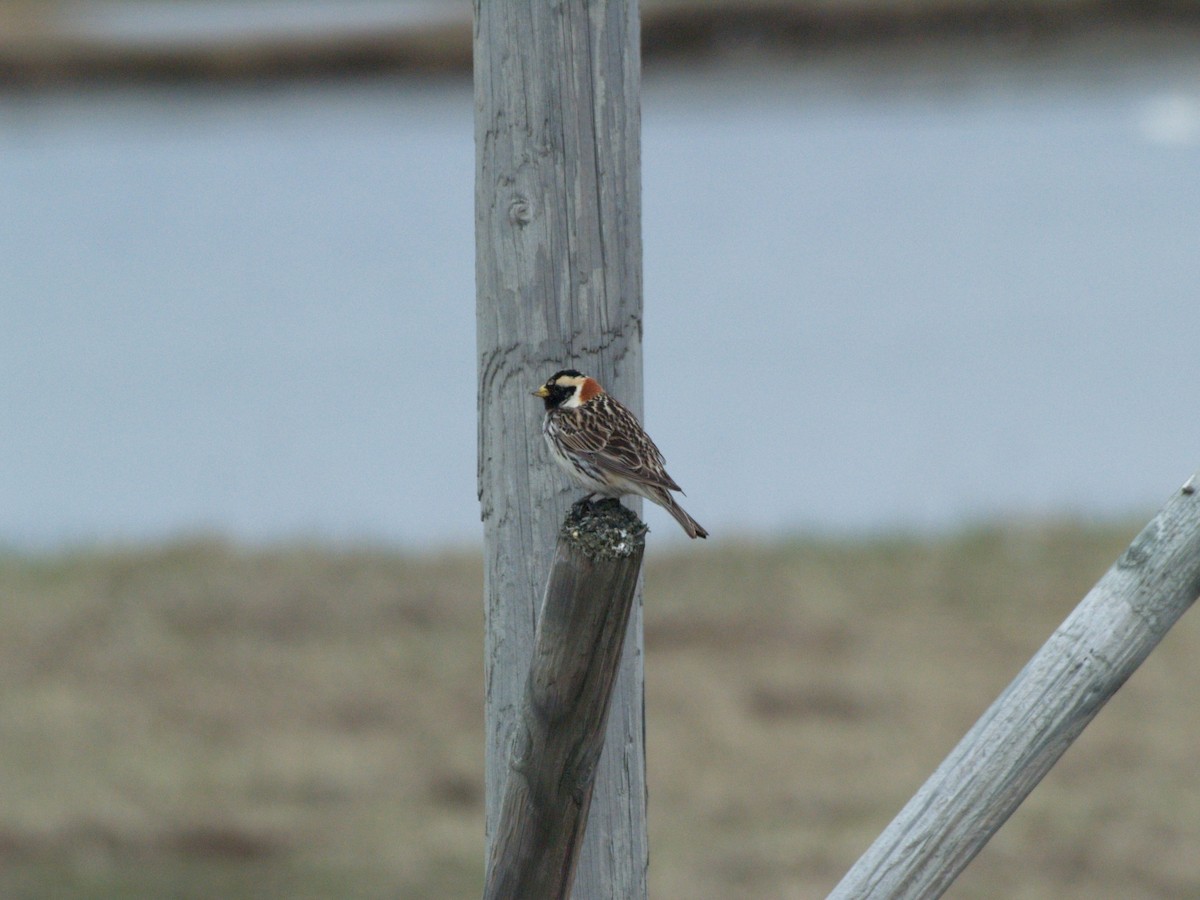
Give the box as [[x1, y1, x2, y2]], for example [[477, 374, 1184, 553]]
[[533, 369, 708, 539]]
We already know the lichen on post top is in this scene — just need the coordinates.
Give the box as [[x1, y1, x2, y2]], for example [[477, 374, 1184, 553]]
[[561, 499, 648, 560]]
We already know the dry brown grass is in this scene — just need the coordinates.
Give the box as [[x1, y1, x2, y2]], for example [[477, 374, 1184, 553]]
[[2, 520, 1198, 898]]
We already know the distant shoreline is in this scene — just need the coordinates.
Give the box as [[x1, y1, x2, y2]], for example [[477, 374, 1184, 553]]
[[1, 1, 1197, 87]]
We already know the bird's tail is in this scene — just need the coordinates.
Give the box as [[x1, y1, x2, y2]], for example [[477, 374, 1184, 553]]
[[658, 491, 708, 540]]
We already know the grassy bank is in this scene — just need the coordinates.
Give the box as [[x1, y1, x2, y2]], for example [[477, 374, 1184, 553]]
[[3, 521, 1199, 897], [2, 1, 1199, 86]]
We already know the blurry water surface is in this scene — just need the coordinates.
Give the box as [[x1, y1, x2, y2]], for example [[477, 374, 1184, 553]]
[[3, 39, 1199, 549]]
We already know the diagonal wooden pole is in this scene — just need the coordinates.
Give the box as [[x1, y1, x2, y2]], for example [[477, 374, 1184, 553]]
[[829, 472, 1200, 899]]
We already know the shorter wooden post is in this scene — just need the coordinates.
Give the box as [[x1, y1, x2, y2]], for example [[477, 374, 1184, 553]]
[[484, 500, 647, 900]]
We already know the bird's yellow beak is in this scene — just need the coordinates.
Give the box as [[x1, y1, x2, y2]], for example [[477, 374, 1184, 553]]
[[533, 385, 550, 398]]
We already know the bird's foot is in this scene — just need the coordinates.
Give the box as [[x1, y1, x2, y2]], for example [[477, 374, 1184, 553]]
[[572, 494, 622, 514]]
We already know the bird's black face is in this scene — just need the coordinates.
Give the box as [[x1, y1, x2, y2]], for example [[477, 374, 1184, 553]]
[[534, 370, 584, 410], [536, 378, 575, 410]]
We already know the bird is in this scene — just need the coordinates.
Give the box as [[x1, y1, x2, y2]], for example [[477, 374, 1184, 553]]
[[533, 369, 708, 539]]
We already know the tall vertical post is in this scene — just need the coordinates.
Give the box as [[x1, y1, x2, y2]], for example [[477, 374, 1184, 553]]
[[474, 1, 647, 897]]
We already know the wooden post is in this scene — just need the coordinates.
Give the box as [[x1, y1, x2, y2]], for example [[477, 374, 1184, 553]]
[[484, 501, 647, 899], [475, 0, 647, 897], [829, 472, 1200, 899]]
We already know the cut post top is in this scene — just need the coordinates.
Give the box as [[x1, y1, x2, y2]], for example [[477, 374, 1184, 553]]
[[561, 498, 648, 560]]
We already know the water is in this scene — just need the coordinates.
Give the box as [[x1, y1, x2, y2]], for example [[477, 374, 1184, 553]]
[[2, 41, 1199, 550]]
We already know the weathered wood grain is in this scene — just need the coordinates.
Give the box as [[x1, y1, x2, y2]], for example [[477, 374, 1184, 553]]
[[483, 501, 648, 900], [475, 0, 647, 896], [828, 473, 1200, 899]]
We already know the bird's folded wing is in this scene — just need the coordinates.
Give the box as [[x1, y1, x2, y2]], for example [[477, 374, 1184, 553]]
[[556, 402, 682, 492]]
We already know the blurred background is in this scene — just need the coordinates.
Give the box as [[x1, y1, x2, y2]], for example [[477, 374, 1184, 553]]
[[2, 1, 1199, 897]]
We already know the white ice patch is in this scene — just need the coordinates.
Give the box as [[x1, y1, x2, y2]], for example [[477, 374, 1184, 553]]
[[1138, 93, 1200, 147]]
